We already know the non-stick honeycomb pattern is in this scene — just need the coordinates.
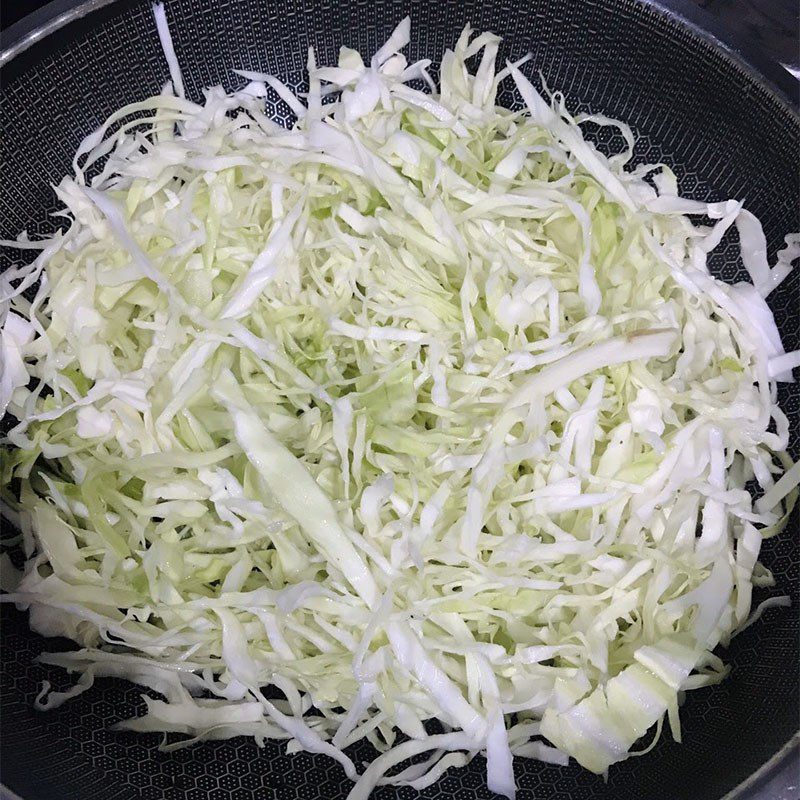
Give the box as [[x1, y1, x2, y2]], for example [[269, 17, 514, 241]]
[[1, 1, 798, 799]]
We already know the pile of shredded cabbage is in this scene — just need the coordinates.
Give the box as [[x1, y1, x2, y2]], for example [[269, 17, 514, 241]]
[[1, 6, 799, 797]]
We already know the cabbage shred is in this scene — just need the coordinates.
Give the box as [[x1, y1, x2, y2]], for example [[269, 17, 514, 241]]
[[1, 7, 798, 797]]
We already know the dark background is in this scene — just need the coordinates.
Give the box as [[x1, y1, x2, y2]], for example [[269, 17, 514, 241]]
[[2, 0, 799, 73]]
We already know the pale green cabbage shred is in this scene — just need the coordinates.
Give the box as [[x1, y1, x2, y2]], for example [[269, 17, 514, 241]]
[[1, 6, 799, 797]]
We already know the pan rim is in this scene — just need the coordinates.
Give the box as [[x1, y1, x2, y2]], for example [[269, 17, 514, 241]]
[[0, 2, 797, 800]]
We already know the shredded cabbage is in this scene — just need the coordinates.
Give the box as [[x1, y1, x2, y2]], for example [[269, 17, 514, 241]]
[[1, 6, 798, 796]]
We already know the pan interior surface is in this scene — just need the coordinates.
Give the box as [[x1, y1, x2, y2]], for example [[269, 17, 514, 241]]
[[1, 1, 798, 799]]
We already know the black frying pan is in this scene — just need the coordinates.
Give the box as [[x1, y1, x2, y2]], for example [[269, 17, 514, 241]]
[[1, 2, 798, 799]]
